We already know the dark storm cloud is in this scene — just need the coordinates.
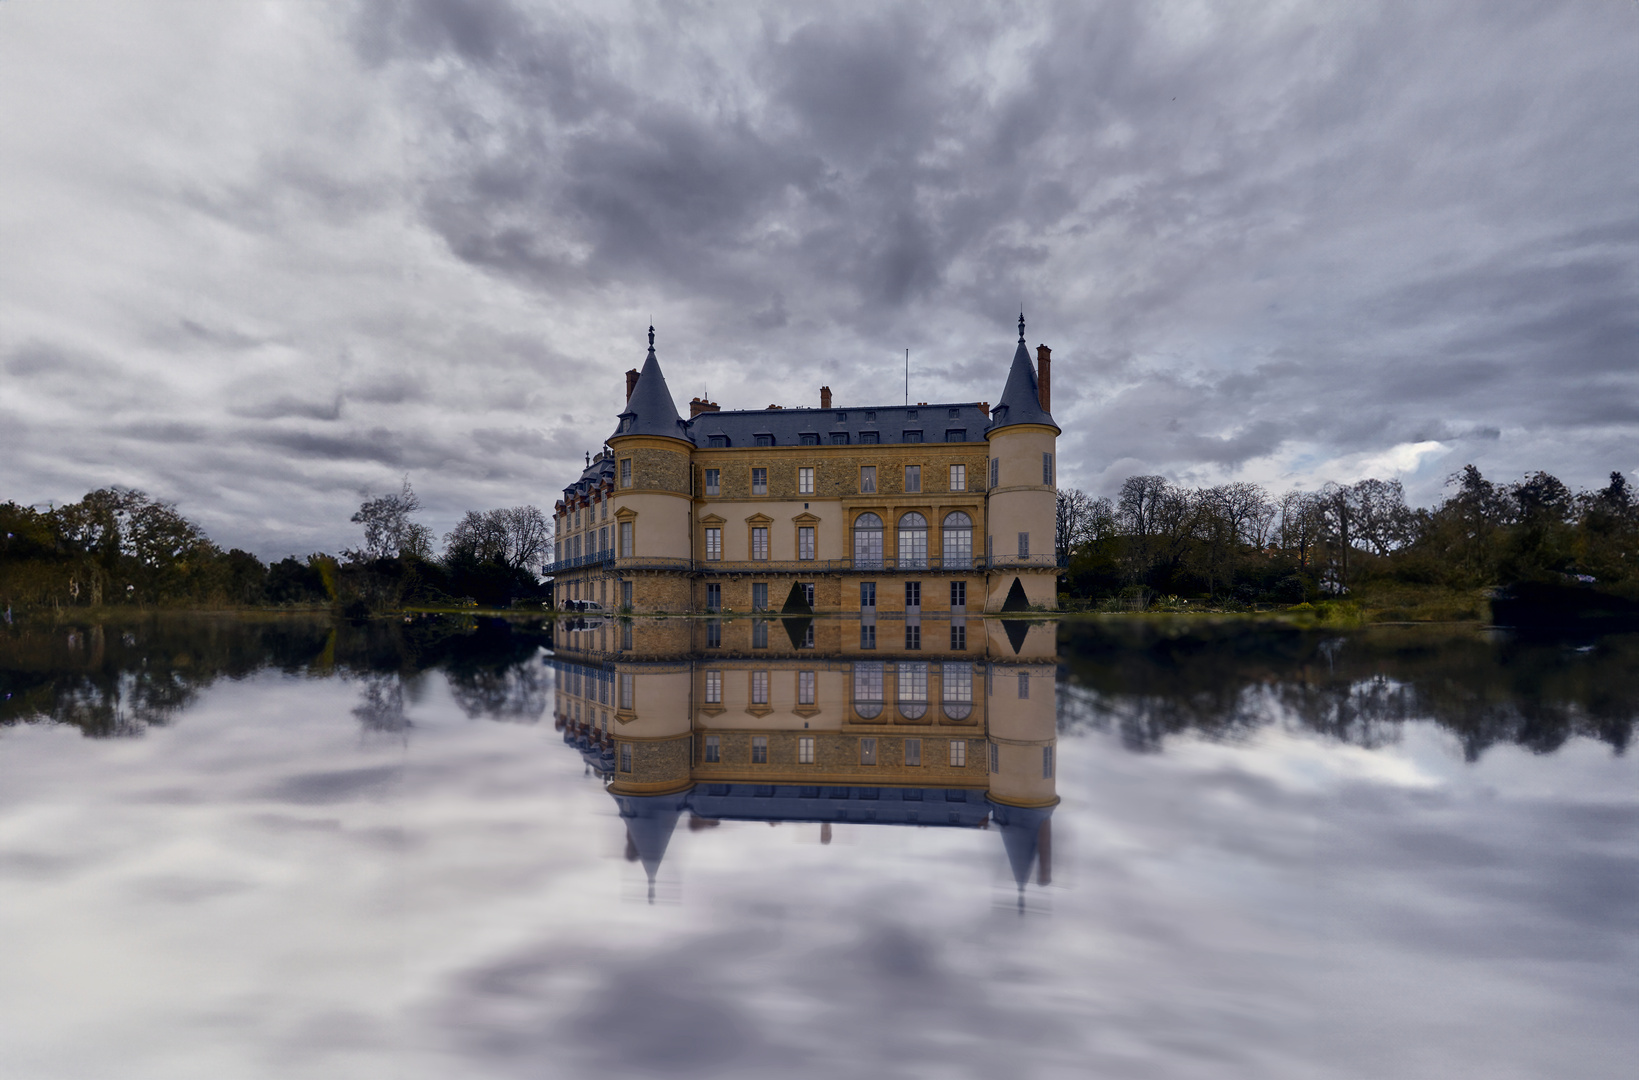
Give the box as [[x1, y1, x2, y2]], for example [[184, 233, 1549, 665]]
[[2, 1, 1634, 553]]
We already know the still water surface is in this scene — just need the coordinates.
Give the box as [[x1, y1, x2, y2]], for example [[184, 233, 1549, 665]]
[[1, 615, 1634, 1079]]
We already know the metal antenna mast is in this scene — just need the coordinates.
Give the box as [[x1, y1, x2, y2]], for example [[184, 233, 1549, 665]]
[[904, 348, 909, 405]]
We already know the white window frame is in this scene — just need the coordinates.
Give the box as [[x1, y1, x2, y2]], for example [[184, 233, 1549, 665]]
[[620, 459, 632, 488], [705, 670, 722, 704], [705, 527, 722, 561], [798, 467, 814, 494], [704, 469, 720, 496], [798, 670, 816, 705], [752, 670, 769, 705], [860, 465, 877, 494], [904, 464, 921, 493], [751, 526, 769, 561], [798, 736, 815, 764], [751, 467, 768, 495], [620, 521, 633, 557], [950, 463, 966, 491], [798, 526, 816, 561], [949, 740, 967, 767]]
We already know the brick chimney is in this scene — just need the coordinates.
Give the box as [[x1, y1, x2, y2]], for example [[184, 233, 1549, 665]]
[[689, 396, 720, 418], [1035, 345, 1051, 412], [820, 385, 832, 409], [625, 369, 640, 401]]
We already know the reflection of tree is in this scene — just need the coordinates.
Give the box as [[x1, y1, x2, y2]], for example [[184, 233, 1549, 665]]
[[1058, 622, 1637, 758], [1, 613, 550, 738], [351, 673, 408, 734], [447, 663, 548, 723]]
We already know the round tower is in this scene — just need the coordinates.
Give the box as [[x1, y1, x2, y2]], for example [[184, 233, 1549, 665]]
[[606, 327, 696, 613], [983, 313, 1061, 612]]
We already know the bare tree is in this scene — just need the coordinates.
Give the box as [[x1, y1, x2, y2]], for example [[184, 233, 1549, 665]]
[[351, 479, 433, 561], [444, 506, 552, 572], [1276, 490, 1325, 568]]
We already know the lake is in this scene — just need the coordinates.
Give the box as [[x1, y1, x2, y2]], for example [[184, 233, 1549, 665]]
[[2, 614, 1634, 1079]]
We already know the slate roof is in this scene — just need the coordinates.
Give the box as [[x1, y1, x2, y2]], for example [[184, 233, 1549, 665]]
[[986, 316, 1058, 434], [610, 327, 689, 443], [686, 401, 990, 449]]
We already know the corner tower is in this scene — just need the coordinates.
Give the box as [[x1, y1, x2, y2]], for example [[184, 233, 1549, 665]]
[[607, 327, 695, 612], [984, 313, 1060, 612]]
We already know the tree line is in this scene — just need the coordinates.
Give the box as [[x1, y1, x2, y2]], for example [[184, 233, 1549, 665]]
[[0, 480, 554, 616], [1055, 466, 1639, 606]]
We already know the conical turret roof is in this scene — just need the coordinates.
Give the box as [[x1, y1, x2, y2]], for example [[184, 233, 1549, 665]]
[[986, 313, 1058, 434], [612, 327, 691, 443]]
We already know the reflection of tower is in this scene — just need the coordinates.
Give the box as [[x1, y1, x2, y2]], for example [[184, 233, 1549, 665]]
[[614, 791, 687, 904], [986, 654, 1059, 908]]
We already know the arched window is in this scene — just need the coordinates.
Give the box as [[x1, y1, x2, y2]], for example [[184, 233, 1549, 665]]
[[942, 662, 973, 720], [897, 512, 928, 569], [853, 512, 883, 569], [942, 511, 973, 569]]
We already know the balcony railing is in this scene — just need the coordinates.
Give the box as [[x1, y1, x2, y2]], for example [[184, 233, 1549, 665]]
[[543, 551, 1067, 576]]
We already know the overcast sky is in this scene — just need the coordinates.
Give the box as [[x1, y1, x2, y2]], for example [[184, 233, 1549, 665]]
[[2, 0, 1635, 559]]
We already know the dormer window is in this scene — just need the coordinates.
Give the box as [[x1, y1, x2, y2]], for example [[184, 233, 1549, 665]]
[[864, 411, 876, 421], [836, 412, 847, 421], [907, 409, 918, 419], [903, 430, 922, 444], [830, 432, 849, 445], [859, 431, 879, 445], [800, 433, 819, 446], [755, 434, 774, 447], [949, 408, 960, 419], [709, 435, 728, 448], [946, 429, 965, 442], [618, 416, 632, 433]]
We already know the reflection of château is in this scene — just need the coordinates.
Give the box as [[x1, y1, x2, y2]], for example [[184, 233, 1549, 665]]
[[548, 314, 1062, 614], [551, 616, 1059, 901]]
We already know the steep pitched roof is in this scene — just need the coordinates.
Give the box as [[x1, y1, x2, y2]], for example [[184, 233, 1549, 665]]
[[986, 314, 1058, 434], [612, 327, 690, 443]]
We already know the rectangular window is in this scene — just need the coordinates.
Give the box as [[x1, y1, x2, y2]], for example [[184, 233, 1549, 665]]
[[705, 527, 722, 561], [798, 467, 814, 494], [751, 468, 767, 495], [950, 463, 966, 491], [620, 459, 632, 488], [619, 673, 634, 710], [949, 740, 967, 767], [798, 670, 816, 705], [860, 738, 877, 765], [950, 581, 966, 609], [798, 736, 815, 764], [905, 465, 921, 492], [752, 671, 769, 705], [1043, 746, 1054, 779], [860, 466, 877, 493], [614, 522, 628, 558], [860, 622, 876, 649], [990, 458, 999, 488], [752, 527, 769, 560], [946, 430, 965, 442], [622, 580, 633, 609], [600, 526, 608, 553], [1043, 452, 1054, 485], [705, 670, 722, 704], [905, 622, 921, 650], [905, 582, 920, 609], [706, 583, 722, 611], [707, 619, 722, 648], [622, 620, 633, 650], [619, 743, 632, 772], [950, 622, 966, 650], [752, 583, 768, 611], [798, 526, 815, 561], [853, 662, 884, 712], [903, 430, 922, 444], [802, 583, 815, 606], [944, 663, 973, 707], [603, 500, 609, 521], [904, 738, 921, 766], [1018, 672, 1030, 699], [752, 619, 769, 648], [751, 735, 768, 763], [704, 735, 720, 763], [860, 582, 876, 608], [704, 469, 720, 496], [1018, 532, 1030, 558], [990, 741, 999, 773]]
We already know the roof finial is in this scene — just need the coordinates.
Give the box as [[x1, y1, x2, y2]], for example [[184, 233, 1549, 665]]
[[1018, 310, 1026, 343], [648, 324, 655, 349]]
